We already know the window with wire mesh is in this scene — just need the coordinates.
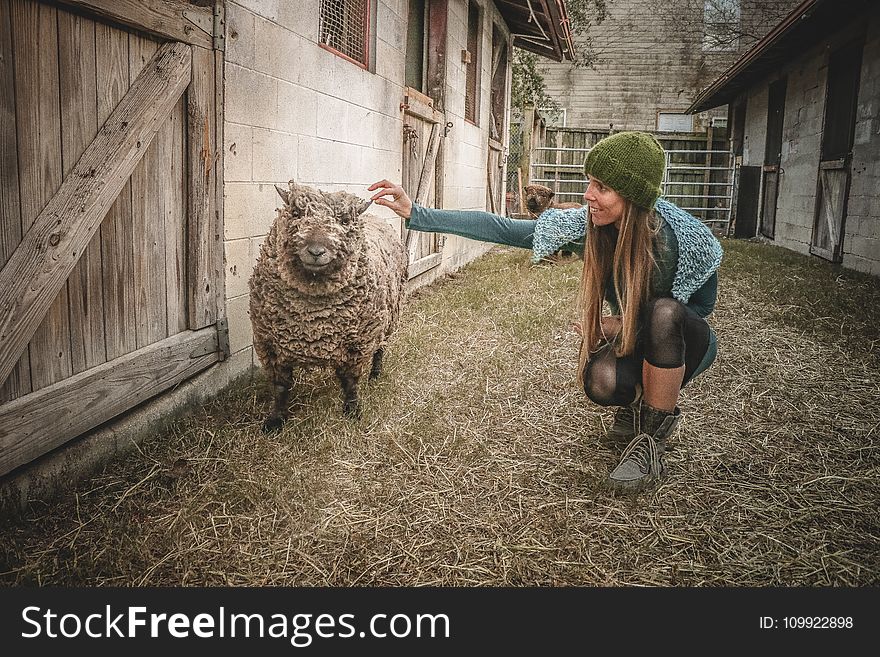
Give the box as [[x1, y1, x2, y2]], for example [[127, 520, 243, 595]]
[[464, 1, 480, 124], [319, 0, 370, 67]]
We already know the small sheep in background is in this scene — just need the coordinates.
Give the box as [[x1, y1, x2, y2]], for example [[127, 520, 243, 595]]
[[523, 184, 582, 259], [522, 183, 583, 217], [249, 181, 409, 431]]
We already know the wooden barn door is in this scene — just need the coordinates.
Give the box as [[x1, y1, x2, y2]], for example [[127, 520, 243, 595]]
[[401, 0, 448, 280], [0, 0, 225, 477], [811, 39, 863, 262], [760, 77, 786, 240], [402, 88, 444, 279], [486, 25, 509, 215]]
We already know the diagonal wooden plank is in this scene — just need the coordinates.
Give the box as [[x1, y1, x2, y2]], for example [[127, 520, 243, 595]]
[[0, 40, 192, 389], [820, 170, 839, 249], [406, 121, 440, 254]]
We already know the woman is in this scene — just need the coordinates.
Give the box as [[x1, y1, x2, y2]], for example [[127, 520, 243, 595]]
[[369, 131, 722, 493]]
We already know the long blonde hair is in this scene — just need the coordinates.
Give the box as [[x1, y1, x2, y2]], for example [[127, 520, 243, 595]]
[[576, 201, 659, 386]]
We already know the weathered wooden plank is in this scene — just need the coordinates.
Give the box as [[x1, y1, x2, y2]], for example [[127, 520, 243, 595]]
[[188, 44, 219, 329], [0, 40, 192, 389], [163, 97, 188, 335], [96, 21, 136, 361], [59, 9, 107, 374], [52, 0, 212, 48], [0, 327, 220, 478], [0, 0, 30, 402], [129, 35, 167, 348], [12, 0, 72, 391]]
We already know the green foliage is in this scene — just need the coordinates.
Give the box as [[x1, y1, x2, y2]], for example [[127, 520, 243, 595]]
[[511, 49, 558, 110]]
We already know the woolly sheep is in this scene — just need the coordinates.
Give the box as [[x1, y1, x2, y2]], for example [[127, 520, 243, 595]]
[[248, 181, 409, 431]]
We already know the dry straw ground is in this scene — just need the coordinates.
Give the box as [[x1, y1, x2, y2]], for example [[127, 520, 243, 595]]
[[1, 239, 878, 586]]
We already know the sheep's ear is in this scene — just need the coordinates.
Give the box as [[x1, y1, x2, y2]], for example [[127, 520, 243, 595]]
[[548, 189, 555, 200], [355, 198, 372, 216], [274, 184, 289, 205]]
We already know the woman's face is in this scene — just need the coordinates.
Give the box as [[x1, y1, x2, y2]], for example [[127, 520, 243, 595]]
[[583, 177, 625, 227]]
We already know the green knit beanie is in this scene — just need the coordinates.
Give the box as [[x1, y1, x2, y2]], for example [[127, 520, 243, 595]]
[[583, 131, 666, 209]]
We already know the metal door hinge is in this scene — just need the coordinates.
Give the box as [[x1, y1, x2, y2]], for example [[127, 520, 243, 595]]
[[216, 317, 230, 359], [190, 318, 230, 360]]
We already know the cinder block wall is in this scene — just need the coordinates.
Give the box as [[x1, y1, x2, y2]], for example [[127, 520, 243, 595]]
[[846, 11, 880, 276], [222, 0, 509, 371]]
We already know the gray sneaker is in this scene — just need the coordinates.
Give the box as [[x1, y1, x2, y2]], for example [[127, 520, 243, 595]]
[[608, 432, 667, 492], [607, 405, 681, 493]]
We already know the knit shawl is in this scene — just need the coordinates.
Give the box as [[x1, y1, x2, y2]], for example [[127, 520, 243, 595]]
[[531, 198, 723, 304]]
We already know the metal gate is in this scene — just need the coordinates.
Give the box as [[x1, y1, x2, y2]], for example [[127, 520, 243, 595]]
[[528, 140, 735, 232]]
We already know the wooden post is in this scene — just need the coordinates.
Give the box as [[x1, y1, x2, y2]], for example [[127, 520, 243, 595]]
[[517, 167, 526, 215], [520, 103, 535, 185]]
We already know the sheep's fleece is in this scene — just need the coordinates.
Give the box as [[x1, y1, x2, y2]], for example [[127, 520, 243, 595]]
[[249, 181, 408, 415]]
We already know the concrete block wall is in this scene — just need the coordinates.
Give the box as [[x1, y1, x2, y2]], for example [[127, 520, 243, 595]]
[[222, 0, 511, 366], [845, 10, 880, 276], [772, 42, 825, 256]]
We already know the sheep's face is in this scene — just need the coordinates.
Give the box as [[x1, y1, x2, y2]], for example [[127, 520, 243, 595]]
[[273, 183, 371, 285], [523, 184, 555, 216]]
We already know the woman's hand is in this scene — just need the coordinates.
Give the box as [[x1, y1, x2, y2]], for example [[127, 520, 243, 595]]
[[600, 315, 622, 341], [368, 180, 413, 220]]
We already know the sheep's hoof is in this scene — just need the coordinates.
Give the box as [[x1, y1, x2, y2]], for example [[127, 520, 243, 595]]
[[369, 368, 381, 380], [262, 416, 285, 433]]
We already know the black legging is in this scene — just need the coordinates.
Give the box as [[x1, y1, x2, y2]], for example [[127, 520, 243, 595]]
[[583, 297, 710, 407]]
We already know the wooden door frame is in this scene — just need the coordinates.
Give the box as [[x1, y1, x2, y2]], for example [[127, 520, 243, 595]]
[[0, 0, 226, 478]]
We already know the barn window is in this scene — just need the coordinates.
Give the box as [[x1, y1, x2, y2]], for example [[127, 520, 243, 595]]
[[703, 0, 741, 52], [464, 1, 481, 124], [319, 0, 371, 69], [657, 112, 694, 133]]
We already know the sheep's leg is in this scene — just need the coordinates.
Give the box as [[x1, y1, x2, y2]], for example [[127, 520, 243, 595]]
[[335, 366, 362, 419], [369, 348, 384, 380], [263, 368, 293, 433]]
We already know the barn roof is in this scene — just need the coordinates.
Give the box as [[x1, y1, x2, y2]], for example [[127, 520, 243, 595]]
[[494, 0, 576, 61], [688, 0, 871, 113]]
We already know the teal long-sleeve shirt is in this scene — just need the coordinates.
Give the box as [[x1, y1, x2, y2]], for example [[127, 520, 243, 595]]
[[407, 203, 719, 319]]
